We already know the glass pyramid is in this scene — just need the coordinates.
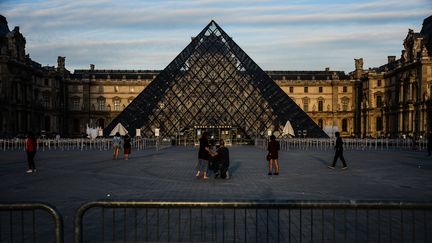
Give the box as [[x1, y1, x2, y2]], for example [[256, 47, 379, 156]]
[[104, 21, 328, 139]]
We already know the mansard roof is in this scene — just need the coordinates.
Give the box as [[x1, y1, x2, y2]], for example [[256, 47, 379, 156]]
[[71, 69, 349, 81]]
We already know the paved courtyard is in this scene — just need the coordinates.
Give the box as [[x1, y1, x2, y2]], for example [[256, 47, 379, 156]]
[[0, 145, 431, 241]]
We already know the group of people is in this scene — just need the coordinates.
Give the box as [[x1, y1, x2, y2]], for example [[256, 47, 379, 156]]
[[112, 132, 132, 160], [195, 131, 350, 179], [196, 131, 231, 180]]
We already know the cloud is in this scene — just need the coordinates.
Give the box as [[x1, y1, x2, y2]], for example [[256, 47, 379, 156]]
[[0, 0, 430, 72]]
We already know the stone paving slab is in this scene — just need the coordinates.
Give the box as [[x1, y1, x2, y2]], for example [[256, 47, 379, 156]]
[[0, 145, 431, 242]]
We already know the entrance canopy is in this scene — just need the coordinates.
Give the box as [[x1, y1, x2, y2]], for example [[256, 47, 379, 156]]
[[109, 123, 128, 136]]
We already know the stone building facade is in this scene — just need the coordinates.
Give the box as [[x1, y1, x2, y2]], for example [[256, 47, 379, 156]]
[[270, 70, 356, 137], [356, 16, 432, 138], [1, 14, 431, 138], [67, 67, 157, 136], [66, 67, 356, 137], [0, 15, 68, 137]]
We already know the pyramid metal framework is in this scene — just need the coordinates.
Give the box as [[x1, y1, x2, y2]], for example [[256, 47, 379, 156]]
[[104, 21, 328, 138]]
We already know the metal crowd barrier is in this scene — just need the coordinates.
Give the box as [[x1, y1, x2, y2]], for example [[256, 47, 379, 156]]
[[0, 137, 171, 152], [74, 200, 432, 243], [0, 202, 63, 243], [255, 138, 429, 151]]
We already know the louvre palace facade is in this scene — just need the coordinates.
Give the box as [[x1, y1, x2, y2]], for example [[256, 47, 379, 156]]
[[0, 14, 431, 138]]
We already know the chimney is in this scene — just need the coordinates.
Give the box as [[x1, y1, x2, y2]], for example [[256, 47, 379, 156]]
[[57, 56, 65, 71], [354, 58, 363, 80], [387, 56, 396, 63], [90, 64, 95, 71]]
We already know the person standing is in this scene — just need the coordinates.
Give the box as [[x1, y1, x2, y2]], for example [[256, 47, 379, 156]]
[[123, 133, 131, 160], [328, 132, 348, 169], [196, 131, 211, 179], [267, 135, 280, 175], [25, 132, 37, 173], [113, 132, 122, 160]]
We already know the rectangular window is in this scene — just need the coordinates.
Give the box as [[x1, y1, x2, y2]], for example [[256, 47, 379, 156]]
[[319, 87, 323, 93], [303, 102, 309, 112], [98, 99, 105, 111], [114, 99, 121, 111], [376, 95, 382, 108], [304, 87, 308, 93], [342, 119, 347, 132], [342, 103, 348, 111], [73, 119, 80, 133], [72, 99, 80, 111], [377, 80, 382, 87], [318, 100, 323, 112], [43, 95, 49, 108], [289, 87, 293, 93], [376, 117, 383, 131], [343, 86, 347, 92]]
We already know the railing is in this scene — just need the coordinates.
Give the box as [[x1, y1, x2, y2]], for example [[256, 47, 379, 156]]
[[256, 138, 429, 151], [0, 202, 64, 243], [74, 200, 432, 243], [0, 138, 171, 152]]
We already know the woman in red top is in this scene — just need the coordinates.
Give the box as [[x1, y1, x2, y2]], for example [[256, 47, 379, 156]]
[[25, 132, 37, 173]]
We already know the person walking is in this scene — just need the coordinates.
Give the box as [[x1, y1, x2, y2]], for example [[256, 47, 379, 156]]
[[123, 133, 131, 160], [267, 135, 280, 175], [25, 132, 37, 173], [113, 132, 122, 160], [328, 132, 348, 169], [196, 131, 211, 179]]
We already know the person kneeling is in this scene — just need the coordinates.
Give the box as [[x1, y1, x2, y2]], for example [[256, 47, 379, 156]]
[[211, 139, 230, 179]]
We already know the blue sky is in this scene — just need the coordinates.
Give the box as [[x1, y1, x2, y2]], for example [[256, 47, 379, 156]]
[[1, 0, 431, 72]]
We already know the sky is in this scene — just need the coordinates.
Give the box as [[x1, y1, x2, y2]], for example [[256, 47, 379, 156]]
[[1, 0, 431, 73]]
